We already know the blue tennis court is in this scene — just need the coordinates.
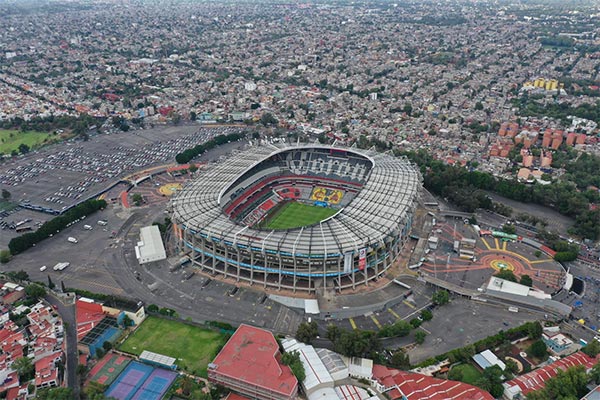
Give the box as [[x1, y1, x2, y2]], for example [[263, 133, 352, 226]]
[[131, 369, 178, 400], [105, 361, 153, 400]]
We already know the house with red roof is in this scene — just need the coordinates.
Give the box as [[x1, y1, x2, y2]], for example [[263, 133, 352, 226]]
[[208, 324, 298, 400], [34, 351, 63, 388], [503, 351, 600, 399], [5, 383, 29, 400], [371, 364, 493, 400]]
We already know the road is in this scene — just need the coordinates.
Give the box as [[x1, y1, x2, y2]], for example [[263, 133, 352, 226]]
[[44, 293, 78, 398]]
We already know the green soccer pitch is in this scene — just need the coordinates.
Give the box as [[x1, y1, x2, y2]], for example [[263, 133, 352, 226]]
[[261, 201, 338, 230]]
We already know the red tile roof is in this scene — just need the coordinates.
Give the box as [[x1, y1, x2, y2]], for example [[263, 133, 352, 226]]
[[505, 352, 598, 396], [225, 393, 253, 400], [34, 351, 62, 387], [76, 300, 105, 341], [372, 364, 493, 400], [210, 324, 298, 398]]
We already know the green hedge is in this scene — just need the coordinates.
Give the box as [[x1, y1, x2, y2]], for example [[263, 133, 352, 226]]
[[175, 133, 245, 164], [8, 199, 106, 255]]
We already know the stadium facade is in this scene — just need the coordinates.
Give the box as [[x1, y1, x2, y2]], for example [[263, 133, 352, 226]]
[[171, 143, 421, 293]]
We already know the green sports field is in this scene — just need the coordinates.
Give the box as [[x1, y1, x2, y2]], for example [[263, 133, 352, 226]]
[[262, 201, 338, 230], [0, 129, 59, 154], [118, 316, 226, 377]]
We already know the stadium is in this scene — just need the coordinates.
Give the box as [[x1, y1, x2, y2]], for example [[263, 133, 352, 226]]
[[171, 143, 421, 293]]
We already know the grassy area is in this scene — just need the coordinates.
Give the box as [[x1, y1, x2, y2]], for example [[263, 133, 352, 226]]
[[450, 363, 483, 385], [119, 316, 226, 377], [0, 129, 62, 155], [262, 201, 338, 230]]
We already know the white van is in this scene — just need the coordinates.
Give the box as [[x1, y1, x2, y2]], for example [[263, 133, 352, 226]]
[[83, 225, 92, 230]]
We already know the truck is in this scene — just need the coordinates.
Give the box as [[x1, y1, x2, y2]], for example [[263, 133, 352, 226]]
[[83, 225, 93, 230], [67, 237, 78, 243], [53, 262, 70, 271]]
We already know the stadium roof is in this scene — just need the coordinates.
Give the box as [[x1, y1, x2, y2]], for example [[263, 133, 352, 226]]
[[210, 324, 297, 397], [172, 143, 421, 256]]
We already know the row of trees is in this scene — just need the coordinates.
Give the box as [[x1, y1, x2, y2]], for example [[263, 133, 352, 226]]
[[495, 270, 533, 287], [281, 351, 306, 382], [175, 132, 246, 164], [0, 114, 100, 135], [400, 149, 600, 240], [8, 199, 107, 255]]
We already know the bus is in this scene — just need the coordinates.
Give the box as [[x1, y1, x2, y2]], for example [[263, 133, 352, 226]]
[[15, 225, 33, 233], [492, 231, 518, 241]]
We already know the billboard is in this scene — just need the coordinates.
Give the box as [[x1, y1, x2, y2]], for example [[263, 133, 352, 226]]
[[358, 247, 367, 271]]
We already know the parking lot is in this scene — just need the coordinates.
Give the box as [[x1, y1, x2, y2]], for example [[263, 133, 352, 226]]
[[0, 125, 248, 247]]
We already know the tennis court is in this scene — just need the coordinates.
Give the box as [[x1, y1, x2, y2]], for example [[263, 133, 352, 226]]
[[131, 368, 178, 400], [104, 361, 177, 400], [87, 352, 132, 386], [105, 361, 153, 400]]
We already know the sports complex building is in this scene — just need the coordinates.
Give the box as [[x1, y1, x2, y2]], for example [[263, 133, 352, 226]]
[[171, 143, 421, 293]]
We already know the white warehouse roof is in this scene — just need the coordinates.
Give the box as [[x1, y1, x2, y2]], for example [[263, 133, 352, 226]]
[[135, 225, 167, 264]]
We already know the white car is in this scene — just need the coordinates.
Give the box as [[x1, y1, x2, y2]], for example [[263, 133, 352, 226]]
[[40, 265, 47, 272]]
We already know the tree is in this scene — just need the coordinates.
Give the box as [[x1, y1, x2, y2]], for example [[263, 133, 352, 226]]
[[378, 320, 411, 338], [147, 304, 159, 312], [296, 321, 318, 344], [590, 361, 600, 384], [527, 321, 543, 339], [122, 314, 133, 328], [432, 290, 449, 305], [47, 275, 55, 290], [76, 364, 88, 379], [527, 340, 548, 359], [0, 249, 11, 263], [520, 275, 533, 287], [389, 350, 410, 370], [476, 365, 504, 398], [448, 366, 463, 381], [326, 324, 342, 342], [188, 164, 198, 173], [501, 224, 516, 234], [414, 330, 427, 344], [582, 339, 600, 357], [1, 188, 10, 200], [13, 357, 34, 380], [25, 283, 46, 300], [260, 112, 278, 126], [132, 193, 143, 206], [281, 351, 306, 382], [18, 143, 30, 154], [495, 269, 518, 282], [410, 318, 422, 328], [420, 309, 433, 321], [505, 359, 519, 375], [190, 111, 197, 121], [34, 387, 74, 400]]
